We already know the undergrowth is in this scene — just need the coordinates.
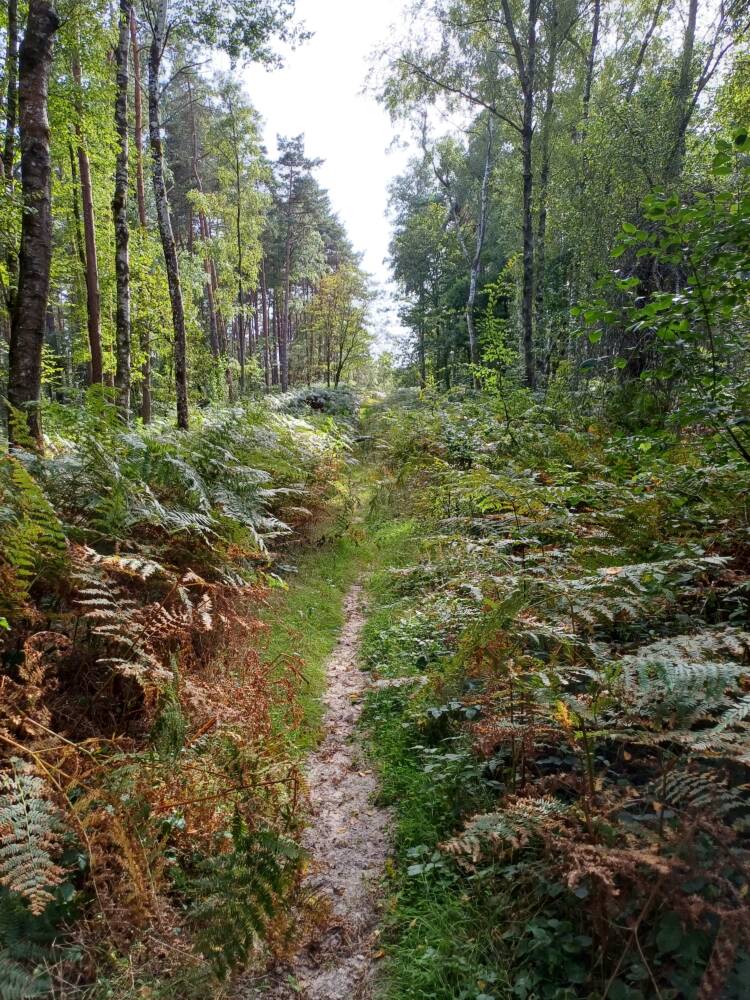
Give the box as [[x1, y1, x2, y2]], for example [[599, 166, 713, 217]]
[[362, 389, 750, 1000], [0, 390, 358, 996]]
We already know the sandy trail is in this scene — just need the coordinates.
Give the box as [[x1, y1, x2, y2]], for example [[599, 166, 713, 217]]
[[237, 584, 390, 1000]]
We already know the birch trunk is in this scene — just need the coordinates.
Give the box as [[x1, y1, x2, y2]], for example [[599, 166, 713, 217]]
[[147, 1, 189, 429]]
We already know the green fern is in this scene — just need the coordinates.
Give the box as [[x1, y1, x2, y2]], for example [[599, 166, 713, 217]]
[[184, 814, 302, 978], [0, 457, 68, 606]]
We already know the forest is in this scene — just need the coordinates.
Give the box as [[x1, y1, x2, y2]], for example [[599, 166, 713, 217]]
[[0, 0, 749, 998]]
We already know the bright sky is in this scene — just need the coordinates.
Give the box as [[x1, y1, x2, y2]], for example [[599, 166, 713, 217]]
[[241, 0, 413, 350]]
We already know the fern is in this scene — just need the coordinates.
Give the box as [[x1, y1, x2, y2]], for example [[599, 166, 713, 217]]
[[0, 456, 68, 606], [151, 684, 187, 760], [660, 770, 749, 829], [74, 562, 171, 685], [615, 628, 750, 726], [184, 815, 302, 978], [443, 797, 569, 864], [0, 760, 65, 915]]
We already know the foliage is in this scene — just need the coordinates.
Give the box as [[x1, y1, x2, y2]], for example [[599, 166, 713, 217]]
[[182, 815, 302, 978], [0, 393, 353, 993], [363, 390, 750, 999]]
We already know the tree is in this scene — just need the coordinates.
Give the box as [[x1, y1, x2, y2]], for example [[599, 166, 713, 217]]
[[113, 0, 132, 420], [139, 0, 301, 427], [71, 51, 103, 385], [303, 264, 372, 387], [7, 0, 60, 447]]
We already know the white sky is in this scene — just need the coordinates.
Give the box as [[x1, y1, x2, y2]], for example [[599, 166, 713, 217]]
[[241, 0, 413, 350]]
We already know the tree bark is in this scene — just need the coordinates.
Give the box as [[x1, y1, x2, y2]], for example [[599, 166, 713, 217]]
[[187, 76, 221, 361], [501, 0, 538, 389], [128, 8, 149, 421], [582, 0, 600, 125], [535, 1, 559, 372], [466, 120, 493, 383], [72, 55, 103, 385], [260, 263, 271, 389], [147, 6, 189, 429], [667, 0, 697, 180], [113, 0, 131, 420], [7, 0, 59, 448], [2, 0, 18, 180], [2, 0, 20, 322], [625, 0, 664, 101], [231, 109, 246, 393], [129, 8, 147, 228]]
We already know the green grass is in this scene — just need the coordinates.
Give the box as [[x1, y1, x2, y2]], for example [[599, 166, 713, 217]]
[[359, 543, 508, 1000], [361, 685, 508, 1000], [259, 481, 419, 751], [262, 534, 370, 749]]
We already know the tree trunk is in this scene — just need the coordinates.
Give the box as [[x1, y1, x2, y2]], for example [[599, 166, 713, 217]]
[[148, 16, 189, 429], [72, 55, 103, 385], [234, 130, 246, 393], [7, 0, 59, 448], [187, 76, 221, 361], [129, 8, 149, 421], [535, 2, 558, 373], [272, 292, 281, 385], [2, 0, 20, 324], [113, 0, 131, 420], [667, 0, 697, 180], [141, 328, 152, 423], [129, 8, 147, 228], [2, 0, 18, 180], [582, 0, 600, 125], [501, 0, 538, 389], [418, 306, 427, 389], [260, 263, 271, 389], [520, 4, 537, 389], [466, 120, 493, 384]]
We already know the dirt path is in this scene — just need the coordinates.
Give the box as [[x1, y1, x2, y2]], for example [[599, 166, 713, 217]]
[[238, 584, 390, 1000]]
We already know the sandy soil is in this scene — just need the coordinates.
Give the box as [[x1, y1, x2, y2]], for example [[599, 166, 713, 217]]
[[236, 584, 390, 1000]]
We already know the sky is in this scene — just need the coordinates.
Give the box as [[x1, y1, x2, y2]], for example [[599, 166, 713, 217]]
[[241, 0, 413, 350]]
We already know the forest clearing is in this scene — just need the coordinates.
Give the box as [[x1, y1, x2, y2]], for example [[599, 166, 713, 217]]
[[2, 0, 750, 997]]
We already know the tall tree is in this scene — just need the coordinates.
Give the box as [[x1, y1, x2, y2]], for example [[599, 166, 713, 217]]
[[72, 53, 103, 385], [113, 0, 132, 419], [145, 0, 189, 428], [129, 8, 147, 228], [7, 0, 60, 447], [2, 0, 18, 180], [140, 0, 301, 426], [500, 0, 539, 389]]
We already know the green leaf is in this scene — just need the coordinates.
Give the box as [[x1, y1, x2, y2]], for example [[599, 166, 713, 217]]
[[712, 151, 732, 176]]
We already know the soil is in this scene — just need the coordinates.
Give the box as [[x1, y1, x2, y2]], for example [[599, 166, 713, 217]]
[[236, 584, 391, 1000]]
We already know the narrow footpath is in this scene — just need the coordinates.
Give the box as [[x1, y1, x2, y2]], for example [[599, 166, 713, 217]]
[[239, 584, 391, 999]]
